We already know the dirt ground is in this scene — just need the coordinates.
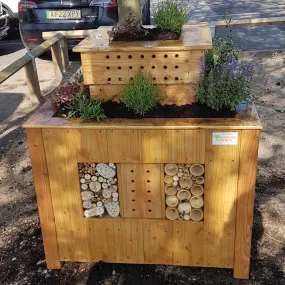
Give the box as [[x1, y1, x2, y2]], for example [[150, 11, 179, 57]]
[[0, 51, 285, 285]]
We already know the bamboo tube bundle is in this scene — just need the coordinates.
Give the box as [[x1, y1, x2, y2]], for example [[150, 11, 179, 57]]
[[78, 162, 120, 218]]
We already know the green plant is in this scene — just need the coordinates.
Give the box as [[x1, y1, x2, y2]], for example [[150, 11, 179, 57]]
[[154, 0, 187, 34], [121, 72, 160, 115], [67, 93, 106, 121], [196, 14, 258, 111]]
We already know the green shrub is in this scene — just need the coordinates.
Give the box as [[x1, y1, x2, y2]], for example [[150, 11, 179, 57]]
[[154, 0, 187, 34], [196, 15, 258, 111], [121, 72, 160, 115], [67, 92, 106, 121]]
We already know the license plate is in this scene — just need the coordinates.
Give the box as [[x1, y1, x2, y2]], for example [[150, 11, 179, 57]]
[[46, 10, 81, 20]]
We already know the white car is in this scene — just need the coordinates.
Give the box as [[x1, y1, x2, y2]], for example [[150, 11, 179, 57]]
[[0, 0, 18, 37]]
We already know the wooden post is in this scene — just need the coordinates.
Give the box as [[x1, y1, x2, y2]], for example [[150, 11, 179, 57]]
[[234, 130, 260, 279], [24, 59, 44, 105], [26, 129, 62, 269], [51, 41, 64, 81], [59, 37, 69, 73], [117, 0, 141, 21]]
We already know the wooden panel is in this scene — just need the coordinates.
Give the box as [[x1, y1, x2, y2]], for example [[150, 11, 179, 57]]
[[90, 84, 195, 106], [42, 129, 89, 261], [141, 129, 205, 163], [26, 129, 62, 269], [204, 130, 240, 268], [234, 130, 260, 279], [73, 24, 212, 53], [81, 51, 202, 85], [107, 130, 141, 163], [114, 220, 144, 264], [173, 221, 204, 266], [85, 219, 116, 262], [118, 164, 164, 218], [79, 129, 109, 162], [144, 220, 173, 264]]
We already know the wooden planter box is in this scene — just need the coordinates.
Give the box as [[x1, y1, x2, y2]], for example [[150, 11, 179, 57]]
[[73, 24, 212, 105], [24, 102, 261, 279]]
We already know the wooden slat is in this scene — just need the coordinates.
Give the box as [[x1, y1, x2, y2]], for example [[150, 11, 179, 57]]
[[81, 51, 202, 85], [23, 101, 262, 130], [26, 129, 62, 269], [140, 129, 205, 163], [173, 221, 204, 266], [203, 130, 240, 268], [42, 129, 89, 261], [43, 29, 96, 40], [234, 130, 260, 279], [106, 130, 141, 163], [59, 37, 69, 72], [118, 164, 164, 218], [143, 220, 173, 264], [85, 219, 116, 262], [90, 84, 196, 106], [51, 41, 64, 80], [73, 24, 212, 53], [113, 219, 144, 264]]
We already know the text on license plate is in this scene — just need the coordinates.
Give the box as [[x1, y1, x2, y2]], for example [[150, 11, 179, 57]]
[[46, 10, 81, 20]]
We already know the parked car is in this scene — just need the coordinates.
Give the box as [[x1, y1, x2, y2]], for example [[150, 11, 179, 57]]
[[0, 0, 19, 38], [0, 1, 9, 40], [19, 0, 150, 50]]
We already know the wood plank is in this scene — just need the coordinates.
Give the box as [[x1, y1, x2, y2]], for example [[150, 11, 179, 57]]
[[234, 130, 260, 279], [143, 220, 173, 264], [172, 221, 204, 266], [203, 130, 240, 268], [42, 129, 89, 261], [114, 220, 144, 264], [23, 102, 262, 130], [51, 41, 64, 80], [85, 219, 116, 262], [59, 37, 69, 72], [73, 24, 212, 53], [26, 129, 62, 269], [141, 130, 205, 163], [24, 60, 43, 105], [89, 84, 196, 106], [81, 51, 202, 85], [43, 29, 96, 40], [107, 130, 141, 163], [118, 164, 164, 218]]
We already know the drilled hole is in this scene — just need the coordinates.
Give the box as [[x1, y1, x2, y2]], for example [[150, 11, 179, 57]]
[[130, 77, 134, 81], [164, 54, 168, 58], [147, 180, 150, 183], [148, 209, 152, 212], [148, 200, 151, 202], [152, 66, 155, 69], [164, 66, 167, 70], [146, 170, 150, 173], [140, 66, 144, 69], [117, 55, 121, 59], [107, 78, 111, 81], [131, 170, 134, 172], [153, 77, 156, 81], [152, 55, 156, 58], [131, 180, 134, 182], [128, 55, 132, 59], [147, 190, 151, 193], [141, 55, 144, 59], [175, 54, 179, 58], [106, 66, 110, 70], [132, 209, 136, 211], [175, 77, 179, 81], [164, 77, 168, 80], [106, 55, 110, 59], [175, 65, 179, 69], [119, 77, 122, 81], [118, 66, 121, 70], [132, 199, 135, 202], [129, 66, 132, 70], [132, 189, 135, 192]]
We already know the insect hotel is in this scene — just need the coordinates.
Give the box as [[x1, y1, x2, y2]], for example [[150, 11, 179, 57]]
[[24, 23, 261, 279]]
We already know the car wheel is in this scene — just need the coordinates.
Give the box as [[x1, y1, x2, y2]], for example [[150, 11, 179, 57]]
[[1, 6, 12, 39]]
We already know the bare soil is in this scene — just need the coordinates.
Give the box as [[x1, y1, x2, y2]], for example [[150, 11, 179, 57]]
[[1, 51, 285, 285]]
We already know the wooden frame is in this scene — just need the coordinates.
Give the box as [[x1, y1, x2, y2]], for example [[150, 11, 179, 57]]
[[24, 101, 261, 279]]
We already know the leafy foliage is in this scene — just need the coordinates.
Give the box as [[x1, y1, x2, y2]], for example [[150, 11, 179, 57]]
[[196, 14, 258, 111], [67, 93, 106, 121], [154, 0, 187, 34], [121, 72, 160, 115]]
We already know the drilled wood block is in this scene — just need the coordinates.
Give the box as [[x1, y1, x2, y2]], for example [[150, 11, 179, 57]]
[[118, 164, 164, 218]]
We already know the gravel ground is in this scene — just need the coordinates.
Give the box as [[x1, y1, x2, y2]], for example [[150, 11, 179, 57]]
[[0, 51, 285, 285]]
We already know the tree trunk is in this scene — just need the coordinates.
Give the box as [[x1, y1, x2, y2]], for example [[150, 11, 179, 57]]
[[117, 0, 141, 21]]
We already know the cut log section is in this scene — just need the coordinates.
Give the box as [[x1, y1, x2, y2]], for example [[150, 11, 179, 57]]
[[178, 202, 191, 214], [190, 164, 205, 176], [190, 185, 204, 196], [177, 190, 191, 201], [166, 207, 179, 220], [190, 196, 204, 208], [164, 164, 179, 176], [190, 209, 204, 221], [165, 185, 177, 196], [166, 195, 179, 208]]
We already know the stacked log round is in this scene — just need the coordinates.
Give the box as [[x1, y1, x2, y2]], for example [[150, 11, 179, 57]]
[[164, 163, 204, 221], [78, 162, 120, 218]]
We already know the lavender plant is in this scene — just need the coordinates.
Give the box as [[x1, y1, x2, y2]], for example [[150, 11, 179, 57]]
[[196, 14, 258, 111]]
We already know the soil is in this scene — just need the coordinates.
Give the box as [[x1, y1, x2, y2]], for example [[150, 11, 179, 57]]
[[1, 51, 285, 285], [101, 101, 236, 119]]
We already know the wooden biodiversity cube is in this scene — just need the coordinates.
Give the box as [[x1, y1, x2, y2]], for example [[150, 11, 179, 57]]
[[23, 23, 262, 280], [72, 24, 212, 105]]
